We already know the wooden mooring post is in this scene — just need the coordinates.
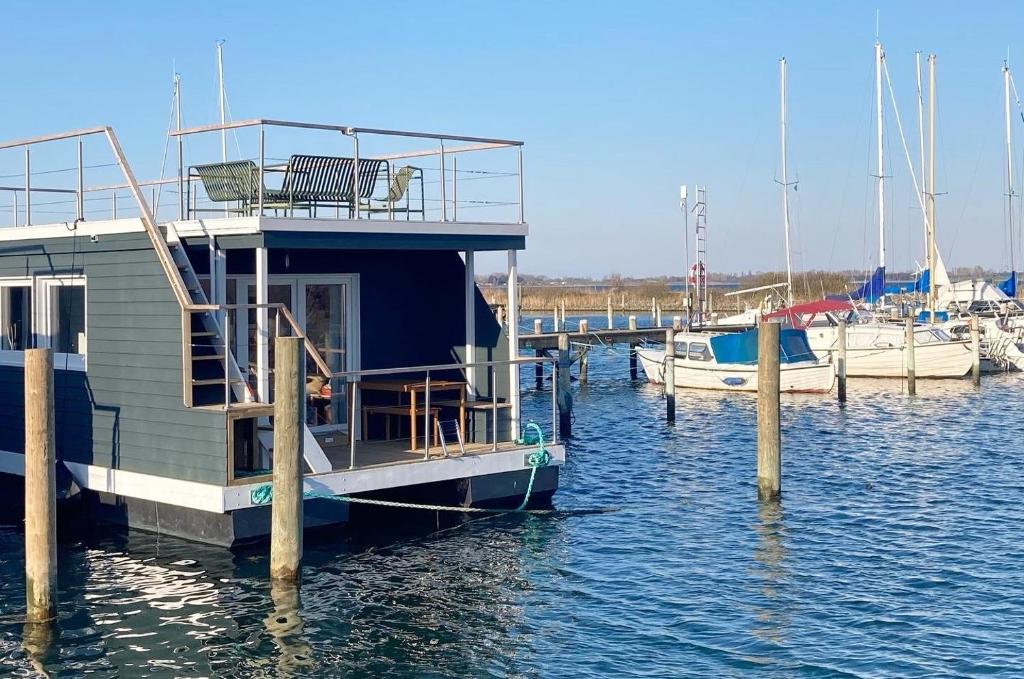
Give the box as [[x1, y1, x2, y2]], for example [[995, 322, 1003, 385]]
[[607, 296, 613, 330], [664, 329, 676, 422], [971, 317, 981, 387], [757, 322, 781, 501], [553, 305, 559, 332], [578, 320, 590, 384], [628, 316, 638, 379], [270, 336, 304, 584], [837, 319, 847, 403], [24, 348, 56, 623], [672, 316, 682, 330], [557, 333, 572, 437], [533, 318, 542, 335], [905, 317, 916, 396]]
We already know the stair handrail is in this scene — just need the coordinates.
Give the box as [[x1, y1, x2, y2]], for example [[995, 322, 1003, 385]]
[[0, 127, 191, 309]]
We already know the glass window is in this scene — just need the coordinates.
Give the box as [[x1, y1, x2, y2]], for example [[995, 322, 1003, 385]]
[[688, 342, 711, 361], [52, 285, 86, 354], [1, 284, 31, 351]]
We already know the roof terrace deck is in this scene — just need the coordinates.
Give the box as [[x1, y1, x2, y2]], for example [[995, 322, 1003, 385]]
[[0, 119, 525, 233]]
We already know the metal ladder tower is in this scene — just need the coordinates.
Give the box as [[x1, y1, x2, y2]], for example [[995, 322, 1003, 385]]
[[694, 186, 708, 325]]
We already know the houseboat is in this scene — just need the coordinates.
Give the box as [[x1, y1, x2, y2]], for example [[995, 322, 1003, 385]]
[[0, 121, 564, 546]]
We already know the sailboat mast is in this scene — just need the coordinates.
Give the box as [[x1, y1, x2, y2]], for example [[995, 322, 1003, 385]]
[[916, 53, 927, 249], [779, 57, 794, 307], [928, 54, 938, 323], [217, 40, 227, 163], [875, 41, 886, 273], [1005, 62, 1016, 280]]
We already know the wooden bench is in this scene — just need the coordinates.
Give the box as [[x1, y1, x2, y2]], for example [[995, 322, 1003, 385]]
[[362, 404, 440, 451]]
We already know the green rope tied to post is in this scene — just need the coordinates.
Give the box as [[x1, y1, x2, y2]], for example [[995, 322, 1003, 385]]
[[249, 422, 552, 513]]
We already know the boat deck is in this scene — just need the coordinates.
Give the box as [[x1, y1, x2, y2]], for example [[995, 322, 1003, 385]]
[[317, 436, 529, 470]]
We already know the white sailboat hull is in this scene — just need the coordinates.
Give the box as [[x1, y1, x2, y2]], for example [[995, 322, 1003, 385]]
[[805, 325, 972, 378], [636, 348, 835, 393]]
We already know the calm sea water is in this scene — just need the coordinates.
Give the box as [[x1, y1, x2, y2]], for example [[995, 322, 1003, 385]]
[[1, 314, 1023, 677]]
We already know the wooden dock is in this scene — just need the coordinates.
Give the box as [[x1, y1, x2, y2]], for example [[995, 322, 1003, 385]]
[[517, 324, 751, 351]]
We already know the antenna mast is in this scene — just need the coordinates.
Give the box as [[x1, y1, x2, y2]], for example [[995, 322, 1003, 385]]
[[779, 57, 794, 307], [216, 40, 227, 163], [694, 187, 708, 325]]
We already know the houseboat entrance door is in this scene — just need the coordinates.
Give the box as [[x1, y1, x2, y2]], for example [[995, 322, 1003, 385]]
[[231, 275, 359, 435]]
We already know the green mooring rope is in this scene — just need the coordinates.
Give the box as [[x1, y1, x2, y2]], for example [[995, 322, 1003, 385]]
[[249, 421, 552, 514]]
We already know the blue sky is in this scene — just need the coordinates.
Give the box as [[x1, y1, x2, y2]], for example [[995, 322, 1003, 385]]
[[1, 1, 1022, 277]]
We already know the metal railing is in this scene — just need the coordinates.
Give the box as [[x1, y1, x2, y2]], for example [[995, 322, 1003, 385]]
[[332, 356, 557, 470], [0, 127, 191, 308], [168, 118, 525, 224]]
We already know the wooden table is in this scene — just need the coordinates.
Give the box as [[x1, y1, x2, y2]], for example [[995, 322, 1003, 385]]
[[358, 379, 466, 451]]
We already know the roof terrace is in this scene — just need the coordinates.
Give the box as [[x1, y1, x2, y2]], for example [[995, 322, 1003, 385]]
[[0, 119, 525, 231]]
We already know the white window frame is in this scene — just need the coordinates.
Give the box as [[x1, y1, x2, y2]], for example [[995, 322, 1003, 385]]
[[0, 277, 33, 366], [33, 275, 87, 372]]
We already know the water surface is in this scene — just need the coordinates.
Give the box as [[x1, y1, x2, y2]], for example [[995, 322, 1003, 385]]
[[1, 318, 1022, 677]]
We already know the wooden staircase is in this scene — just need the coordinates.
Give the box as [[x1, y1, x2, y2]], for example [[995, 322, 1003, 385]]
[[167, 239, 249, 408]]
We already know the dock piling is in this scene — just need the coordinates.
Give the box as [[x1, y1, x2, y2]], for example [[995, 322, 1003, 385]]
[[553, 305, 559, 332], [580, 319, 588, 333], [672, 316, 682, 330], [607, 296, 613, 329], [757, 322, 781, 502], [664, 329, 676, 422], [270, 336, 304, 584], [560, 300, 566, 327], [905, 317, 916, 395], [557, 333, 572, 437], [533, 318, 542, 335], [655, 304, 662, 328], [628, 315, 637, 331], [971, 317, 981, 386], [579, 347, 590, 384], [24, 348, 56, 623], [837, 319, 847, 403]]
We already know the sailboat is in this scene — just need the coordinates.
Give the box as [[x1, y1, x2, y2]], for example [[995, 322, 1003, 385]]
[[807, 44, 973, 378]]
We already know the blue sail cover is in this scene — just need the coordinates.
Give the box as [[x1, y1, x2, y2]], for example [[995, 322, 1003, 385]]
[[849, 266, 886, 303], [998, 271, 1017, 297], [709, 327, 818, 365], [913, 269, 930, 293]]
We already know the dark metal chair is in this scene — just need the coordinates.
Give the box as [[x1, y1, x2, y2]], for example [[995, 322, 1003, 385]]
[[188, 160, 288, 217], [278, 155, 389, 217]]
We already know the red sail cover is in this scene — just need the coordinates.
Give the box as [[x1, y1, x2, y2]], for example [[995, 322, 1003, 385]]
[[763, 300, 855, 329]]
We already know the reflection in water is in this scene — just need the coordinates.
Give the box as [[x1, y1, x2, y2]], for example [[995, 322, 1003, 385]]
[[21, 621, 54, 678], [1, 336, 1024, 676], [751, 501, 789, 645], [264, 581, 313, 674]]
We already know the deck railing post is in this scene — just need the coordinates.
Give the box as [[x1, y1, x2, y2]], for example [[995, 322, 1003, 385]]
[[351, 132, 360, 220], [76, 139, 84, 220], [423, 371, 431, 459], [270, 336, 304, 584], [517, 146, 524, 224], [452, 155, 458, 222], [24, 148, 30, 226], [223, 311, 232, 407], [348, 381, 357, 469], [111, 190, 117, 219], [491, 364, 498, 451], [258, 125, 265, 217], [439, 139, 447, 222], [534, 349, 544, 390]]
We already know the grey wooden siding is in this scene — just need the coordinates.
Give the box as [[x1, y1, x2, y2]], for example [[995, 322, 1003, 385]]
[[0, 230, 227, 484]]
